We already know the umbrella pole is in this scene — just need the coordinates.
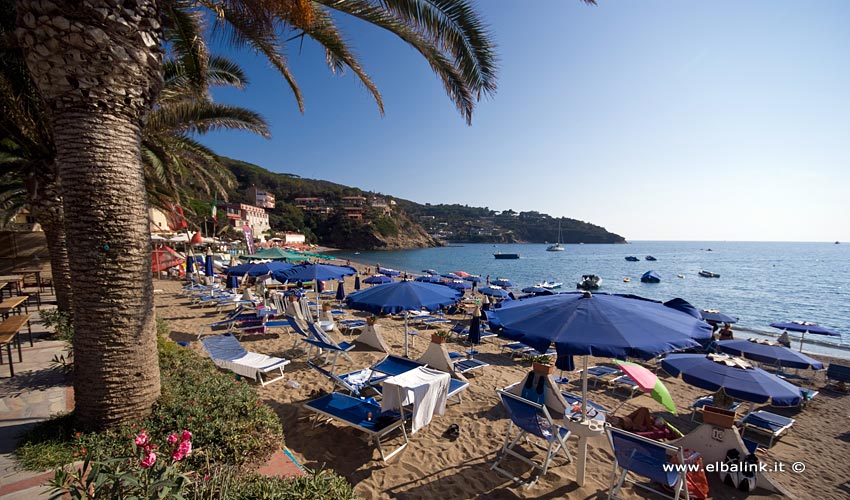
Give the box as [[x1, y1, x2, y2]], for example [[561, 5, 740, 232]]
[[576, 354, 590, 487], [404, 313, 409, 358], [799, 330, 806, 352]]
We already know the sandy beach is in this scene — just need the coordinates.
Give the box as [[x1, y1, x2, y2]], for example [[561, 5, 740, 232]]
[[154, 266, 850, 500]]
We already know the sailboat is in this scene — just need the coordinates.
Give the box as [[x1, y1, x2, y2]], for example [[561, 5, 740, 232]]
[[546, 221, 565, 252]]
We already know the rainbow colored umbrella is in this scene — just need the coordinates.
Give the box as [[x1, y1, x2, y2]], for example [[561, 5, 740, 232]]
[[613, 360, 676, 414]]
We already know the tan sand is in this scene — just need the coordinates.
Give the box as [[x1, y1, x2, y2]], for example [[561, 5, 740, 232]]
[[154, 275, 850, 500]]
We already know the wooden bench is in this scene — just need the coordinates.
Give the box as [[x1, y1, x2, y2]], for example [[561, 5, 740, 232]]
[[0, 295, 29, 318], [0, 314, 33, 377]]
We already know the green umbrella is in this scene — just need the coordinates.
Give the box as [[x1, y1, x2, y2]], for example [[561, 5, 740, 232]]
[[614, 360, 677, 414]]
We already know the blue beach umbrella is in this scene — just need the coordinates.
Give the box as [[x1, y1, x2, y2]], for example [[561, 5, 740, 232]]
[[716, 339, 824, 370], [336, 279, 346, 301], [354, 274, 361, 290], [488, 291, 711, 485], [479, 286, 509, 298], [364, 275, 393, 285], [345, 280, 462, 357], [521, 285, 550, 294], [446, 280, 472, 291], [770, 321, 842, 352], [415, 275, 445, 284], [227, 261, 293, 277], [204, 249, 215, 278], [662, 353, 803, 407], [423, 269, 439, 275], [274, 263, 357, 283], [464, 275, 483, 283], [700, 310, 739, 324], [491, 278, 515, 288], [377, 268, 401, 277]]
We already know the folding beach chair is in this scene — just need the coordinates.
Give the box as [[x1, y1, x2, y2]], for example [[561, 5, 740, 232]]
[[491, 389, 572, 488], [200, 334, 290, 386], [606, 427, 690, 500], [610, 375, 642, 398], [303, 322, 355, 373], [740, 410, 795, 447], [303, 392, 409, 462], [501, 341, 533, 358]]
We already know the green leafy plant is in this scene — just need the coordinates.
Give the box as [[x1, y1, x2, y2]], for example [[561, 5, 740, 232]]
[[40, 309, 73, 343], [532, 354, 553, 365], [192, 467, 358, 500], [433, 330, 451, 340]]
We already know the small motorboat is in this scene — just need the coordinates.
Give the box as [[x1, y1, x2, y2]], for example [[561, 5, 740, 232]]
[[577, 274, 602, 290], [623, 277, 631, 283], [645, 255, 657, 261], [494, 252, 520, 259], [536, 280, 563, 289], [625, 256, 640, 262], [677, 274, 685, 279], [699, 270, 720, 278], [641, 270, 661, 283]]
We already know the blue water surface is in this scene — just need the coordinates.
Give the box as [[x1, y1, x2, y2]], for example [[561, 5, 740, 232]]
[[331, 242, 850, 356]]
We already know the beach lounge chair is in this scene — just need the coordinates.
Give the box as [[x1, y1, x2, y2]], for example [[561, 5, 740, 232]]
[[491, 389, 572, 488], [200, 334, 290, 386], [740, 410, 795, 447], [303, 392, 409, 462], [606, 427, 690, 500], [689, 395, 742, 422], [449, 322, 468, 339], [307, 360, 384, 398], [371, 355, 469, 403], [825, 363, 850, 393], [610, 375, 642, 398], [453, 357, 489, 375], [501, 341, 533, 358], [303, 322, 355, 372], [582, 365, 620, 388]]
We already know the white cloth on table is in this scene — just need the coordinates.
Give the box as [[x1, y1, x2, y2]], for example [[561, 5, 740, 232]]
[[381, 367, 450, 434]]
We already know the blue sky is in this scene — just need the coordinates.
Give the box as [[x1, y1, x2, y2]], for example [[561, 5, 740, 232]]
[[201, 1, 850, 242]]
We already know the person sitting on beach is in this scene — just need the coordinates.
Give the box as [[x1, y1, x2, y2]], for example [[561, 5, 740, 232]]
[[609, 407, 658, 432], [777, 332, 791, 348], [718, 323, 734, 341]]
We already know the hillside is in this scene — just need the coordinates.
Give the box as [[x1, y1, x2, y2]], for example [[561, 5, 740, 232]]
[[181, 157, 625, 249]]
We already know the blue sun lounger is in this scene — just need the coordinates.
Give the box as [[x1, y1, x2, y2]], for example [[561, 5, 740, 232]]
[[582, 365, 620, 388], [689, 395, 742, 422], [303, 392, 409, 462], [606, 427, 689, 500], [561, 391, 611, 414], [370, 355, 469, 403], [740, 410, 795, 447]]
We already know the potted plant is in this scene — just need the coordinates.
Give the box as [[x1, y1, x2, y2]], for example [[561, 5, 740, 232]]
[[431, 330, 451, 344], [366, 314, 378, 326], [532, 354, 555, 375]]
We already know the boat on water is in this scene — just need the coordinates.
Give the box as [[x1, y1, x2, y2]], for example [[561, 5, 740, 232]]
[[536, 280, 563, 289], [699, 270, 720, 278], [546, 222, 565, 252], [623, 277, 630, 283], [576, 274, 602, 290], [625, 256, 640, 262], [645, 255, 657, 261], [677, 274, 685, 279], [494, 252, 520, 260], [641, 270, 661, 283]]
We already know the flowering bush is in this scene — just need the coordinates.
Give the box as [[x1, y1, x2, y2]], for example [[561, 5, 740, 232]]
[[49, 430, 194, 499]]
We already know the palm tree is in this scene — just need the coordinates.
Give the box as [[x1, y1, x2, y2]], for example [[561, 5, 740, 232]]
[[13, 0, 500, 429]]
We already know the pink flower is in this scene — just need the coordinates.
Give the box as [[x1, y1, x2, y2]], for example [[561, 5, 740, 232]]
[[172, 439, 192, 461], [140, 451, 157, 468], [167, 433, 178, 444], [180, 430, 192, 442], [134, 431, 149, 447]]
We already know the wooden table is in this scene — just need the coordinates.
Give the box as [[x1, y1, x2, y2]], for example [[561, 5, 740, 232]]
[[13, 266, 46, 293], [0, 314, 33, 377], [0, 295, 28, 319], [0, 276, 24, 297]]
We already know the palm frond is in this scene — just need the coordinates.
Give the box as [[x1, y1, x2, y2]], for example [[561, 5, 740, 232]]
[[163, 0, 210, 98], [197, 0, 305, 112], [207, 55, 249, 88], [314, 0, 474, 122], [298, 5, 383, 114], [147, 100, 271, 138]]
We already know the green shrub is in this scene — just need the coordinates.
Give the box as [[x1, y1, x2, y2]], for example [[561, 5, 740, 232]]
[[17, 322, 282, 471], [40, 309, 73, 343], [191, 468, 358, 500]]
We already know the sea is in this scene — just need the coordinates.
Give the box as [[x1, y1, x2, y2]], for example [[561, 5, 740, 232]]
[[330, 241, 850, 359]]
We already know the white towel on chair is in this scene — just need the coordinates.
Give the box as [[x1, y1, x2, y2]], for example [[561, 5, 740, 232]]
[[381, 367, 450, 434]]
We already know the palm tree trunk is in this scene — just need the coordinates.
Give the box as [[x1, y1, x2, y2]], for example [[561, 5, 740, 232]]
[[15, 0, 163, 429], [26, 175, 73, 313]]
